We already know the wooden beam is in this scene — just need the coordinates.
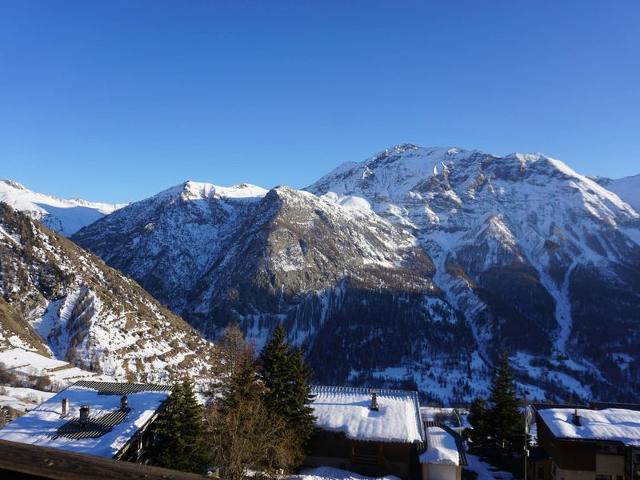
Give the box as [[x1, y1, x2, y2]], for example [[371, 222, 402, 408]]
[[0, 439, 205, 480]]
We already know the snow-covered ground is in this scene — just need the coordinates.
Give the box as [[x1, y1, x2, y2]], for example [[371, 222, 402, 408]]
[[292, 467, 400, 480], [465, 455, 514, 480], [0, 348, 114, 414], [0, 386, 56, 412], [0, 348, 112, 388]]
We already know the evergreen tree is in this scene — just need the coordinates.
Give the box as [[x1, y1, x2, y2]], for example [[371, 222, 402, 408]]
[[149, 379, 205, 473], [204, 345, 297, 479], [260, 325, 316, 461], [289, 347, 316, 444], [467, 397, 490, 450], [487, 354, 525, 455], [260, 324, 293, 415]]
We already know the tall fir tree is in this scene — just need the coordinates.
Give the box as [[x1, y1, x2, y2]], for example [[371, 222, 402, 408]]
[[149, 379, 205, 473], [260, 324, 316, 460], [204, 337, 298, 479], [467, 397, 490, 450], [487, 354, 525, 455]]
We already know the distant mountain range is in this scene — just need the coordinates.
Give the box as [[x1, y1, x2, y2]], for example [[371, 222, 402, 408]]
[[0, 180, 124, 236], [2, 145, 639, 403]]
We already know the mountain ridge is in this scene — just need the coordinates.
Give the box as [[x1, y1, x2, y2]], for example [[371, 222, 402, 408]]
[[17, 143, 640, 403], [0, 179, 125, 236]]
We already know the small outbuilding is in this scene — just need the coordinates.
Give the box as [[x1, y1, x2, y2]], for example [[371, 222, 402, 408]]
[[419, 422, 466, 480], [0, 380, 170, 462], [305, 385, 426, 480]]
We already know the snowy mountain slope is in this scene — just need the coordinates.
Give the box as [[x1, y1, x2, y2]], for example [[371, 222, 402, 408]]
[[71, 147, 640, 403], [594, 174, 640, 212], [73, 181, 268, 312], [0, 179, 124, 236], [0, 203, 219, 385], [74, 181, 487, 400], [308, 144, 640, 400]]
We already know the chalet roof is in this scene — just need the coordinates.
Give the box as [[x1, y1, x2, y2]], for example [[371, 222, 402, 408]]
[[538, 407, 640, 446], [310, 385, 425, 444], [0, 381, 170, 458]]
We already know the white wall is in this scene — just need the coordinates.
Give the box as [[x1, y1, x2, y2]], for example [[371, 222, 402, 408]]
[[422, 463, 460, 480]]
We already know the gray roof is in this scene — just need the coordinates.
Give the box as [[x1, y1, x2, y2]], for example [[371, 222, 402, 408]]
[[52, 408, 131, 440], [73, 380, 168, 395]]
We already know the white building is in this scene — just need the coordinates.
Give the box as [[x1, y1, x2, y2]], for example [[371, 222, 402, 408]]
[[419, 422, 465, 480]]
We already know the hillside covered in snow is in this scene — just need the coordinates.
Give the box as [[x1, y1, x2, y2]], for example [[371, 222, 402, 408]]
[[0, 203, 219, 385]]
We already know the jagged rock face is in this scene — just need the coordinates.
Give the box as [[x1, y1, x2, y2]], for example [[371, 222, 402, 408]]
[[0, 203, 219, 384], [72, 147, 640, 403]]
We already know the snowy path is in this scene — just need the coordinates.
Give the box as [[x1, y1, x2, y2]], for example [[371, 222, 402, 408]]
[[465, 454, 514, 480]]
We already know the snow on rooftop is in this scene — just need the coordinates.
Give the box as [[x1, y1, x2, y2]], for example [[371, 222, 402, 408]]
[[310, 385, 424, 444], [538, 408, 640, 446], [293, 466, 401, 480], [420, 426, 460, 466], [0, 382, 169, 458]]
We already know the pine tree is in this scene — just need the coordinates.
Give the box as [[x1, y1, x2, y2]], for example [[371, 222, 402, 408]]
[[289, 347, 316, 444], [149, 379, 205, 473], [260, 325, 316, 462], [487, 354, 525, 455], [260, 324, 293, 416], [467, 397, 490, 450], [204, 346, 297, 479]]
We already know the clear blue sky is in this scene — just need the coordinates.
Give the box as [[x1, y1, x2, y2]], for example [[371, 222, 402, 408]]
[[1, 1, 639, 203]]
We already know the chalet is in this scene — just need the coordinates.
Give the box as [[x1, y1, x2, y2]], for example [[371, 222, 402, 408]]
[[531, 404, 640, 480], [420, 422, 467, 480], [305, 385, 426, 480], [0, 380, 170, 462]]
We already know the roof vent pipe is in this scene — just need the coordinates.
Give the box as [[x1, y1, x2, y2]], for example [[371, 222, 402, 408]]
[[61, 398, 69, 417], [79, 405, 90, 426], [121, 395, 128, 410], [370, 392, 379, 411], [572, 408, 581, 426]]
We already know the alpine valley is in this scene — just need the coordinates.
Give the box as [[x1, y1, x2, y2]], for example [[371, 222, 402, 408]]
[[3, 144, 640, 403]]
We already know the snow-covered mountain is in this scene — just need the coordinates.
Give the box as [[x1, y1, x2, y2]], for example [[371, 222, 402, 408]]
[[594, 174, 640, 212], [0, 203, 219, 385], [71, 147, 640, 403], [0, 179, 124, 236]]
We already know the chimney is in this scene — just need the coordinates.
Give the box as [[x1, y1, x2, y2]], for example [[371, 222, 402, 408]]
[[61, 398, 69, 416], [572, 408, 581, 426], [121, 395, 128, 410], [370, 392, 379, 411], [79, 405, 90, 426]]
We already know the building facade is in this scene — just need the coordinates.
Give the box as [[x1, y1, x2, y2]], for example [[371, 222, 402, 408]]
[[305, 385, 426, 479], [531, 405, 640, 480]]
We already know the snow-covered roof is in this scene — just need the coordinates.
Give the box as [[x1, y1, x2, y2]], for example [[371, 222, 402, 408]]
[[420, 425, 460, 466], [310, 385, 425, 444], [0, 381, 169, 457], [538, 408, 640, 446]]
